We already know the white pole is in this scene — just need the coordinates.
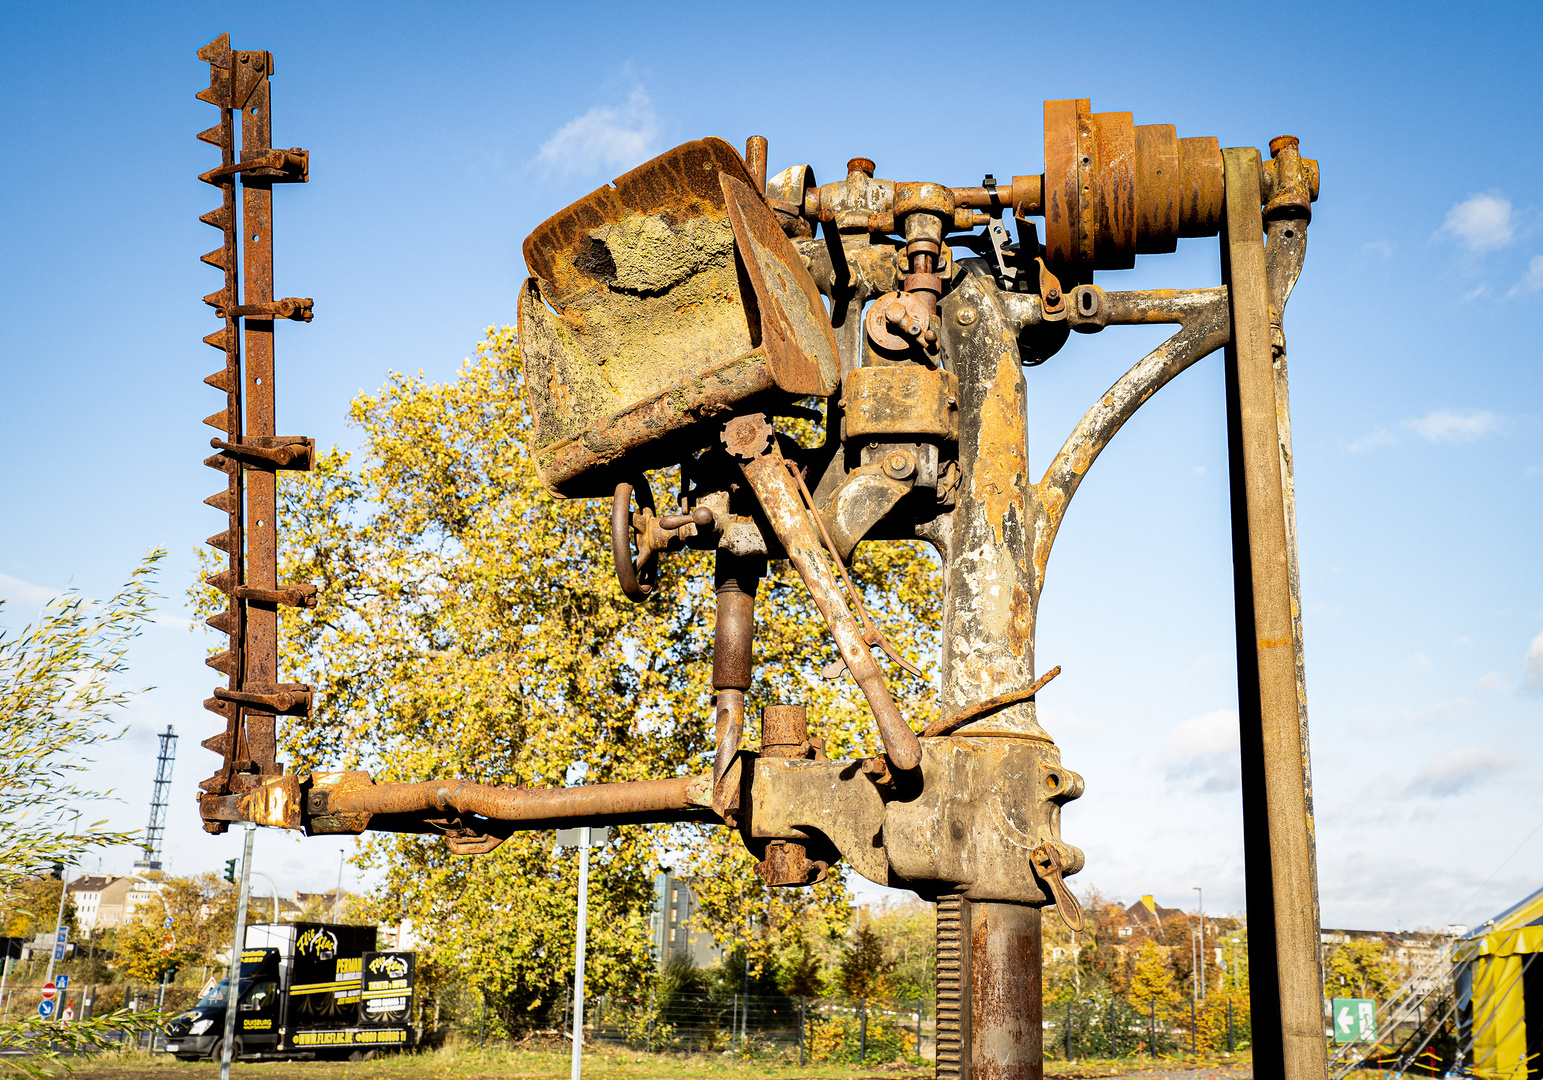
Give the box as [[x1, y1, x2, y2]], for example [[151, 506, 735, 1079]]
[[44, 815, 78, 995], [220, 823, 255, 1080], [332, 850, 344, 923], [571, 827, 590, 1080], [250, 871, 280, 923]]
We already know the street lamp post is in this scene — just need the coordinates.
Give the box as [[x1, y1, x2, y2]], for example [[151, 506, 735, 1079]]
[[250, 871, 280, 923], [1193, 887, 1205, 1002]]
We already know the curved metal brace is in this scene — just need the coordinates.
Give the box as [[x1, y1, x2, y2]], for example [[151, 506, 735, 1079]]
[[1029, 287, 1233, 597]]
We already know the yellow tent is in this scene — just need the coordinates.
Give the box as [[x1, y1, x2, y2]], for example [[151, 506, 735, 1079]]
[[1455, 886, 1543, 1080]]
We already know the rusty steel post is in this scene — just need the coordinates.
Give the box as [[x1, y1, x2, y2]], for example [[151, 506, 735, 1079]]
[[239, 49, 280, 782], [1220, 146, 1325, 1080], [970, 903, 1043, 1080], [712, 552, 761, 819]]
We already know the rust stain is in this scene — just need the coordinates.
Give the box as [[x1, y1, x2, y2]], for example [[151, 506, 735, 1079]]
[[970, 350, 1027, 544], [1008, 583, 1034, 657]]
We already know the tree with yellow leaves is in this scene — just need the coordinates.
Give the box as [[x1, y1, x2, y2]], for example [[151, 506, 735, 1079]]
[[1128, 938, 1180, 1011], [198, 326, 942, 1032]]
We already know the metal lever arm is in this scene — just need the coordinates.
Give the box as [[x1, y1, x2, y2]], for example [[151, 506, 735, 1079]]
[[721, 414, 921, 772]]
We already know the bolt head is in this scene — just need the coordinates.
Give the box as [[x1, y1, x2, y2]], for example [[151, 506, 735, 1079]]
[[956, 309, 977, 326], [1046, 288, 1061, 303]]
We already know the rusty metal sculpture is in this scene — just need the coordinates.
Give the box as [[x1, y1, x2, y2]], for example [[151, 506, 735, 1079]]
[[194, 36, 1323, 1080]]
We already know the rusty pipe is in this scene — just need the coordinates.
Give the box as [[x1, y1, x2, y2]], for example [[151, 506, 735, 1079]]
[[712, 552, 760, 818], [744, 135, 768, 194], [325, 774, 710, 825]]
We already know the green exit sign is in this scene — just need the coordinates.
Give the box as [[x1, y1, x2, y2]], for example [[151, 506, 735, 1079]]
[[1332, 998, 1376, 1044]]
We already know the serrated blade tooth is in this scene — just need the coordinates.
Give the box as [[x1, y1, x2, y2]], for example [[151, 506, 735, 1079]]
[[199, 206, 232, 230], [206, 569, 235, 593], [201, 247, 228, 271], [201, 730, 233, 756], [196, 123, 226, 147], [203, 410, 229, 430], [204, 489, 236, 513], [196, 86, 225, 106], [203, 695, 234, 718], [203, 328, 231, 351], [204, 452, 236, 474], [197, 34, 231, 64], [205, 607, 237, 635], [204, 651, 236, 676], [207, 530, 238, 555], [204, 367, 235, 390], [203, 289, 229, 310]]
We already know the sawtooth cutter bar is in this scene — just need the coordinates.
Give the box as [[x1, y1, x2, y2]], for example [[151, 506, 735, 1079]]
[[195, 34, 316, 831]]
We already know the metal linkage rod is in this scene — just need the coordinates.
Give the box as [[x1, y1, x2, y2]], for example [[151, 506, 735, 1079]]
[[315, 774, 713, 828]]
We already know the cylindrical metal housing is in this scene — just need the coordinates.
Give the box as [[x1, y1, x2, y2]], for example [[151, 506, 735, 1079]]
[[1042, 99, 1227, 279]]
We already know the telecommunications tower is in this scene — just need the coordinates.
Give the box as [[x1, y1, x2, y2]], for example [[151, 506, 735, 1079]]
[[133, 725, 177, 873]]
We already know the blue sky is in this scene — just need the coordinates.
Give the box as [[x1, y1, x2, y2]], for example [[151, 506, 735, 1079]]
[[1, 1, 1539, 932]]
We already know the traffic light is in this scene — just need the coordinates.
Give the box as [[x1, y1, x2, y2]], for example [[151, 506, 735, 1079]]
[[223, 858, 237, 884]]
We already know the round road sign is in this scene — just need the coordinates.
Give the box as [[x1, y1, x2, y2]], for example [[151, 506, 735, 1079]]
[[38, 1000, 54, 1018], [40, 982, 56, 1000]]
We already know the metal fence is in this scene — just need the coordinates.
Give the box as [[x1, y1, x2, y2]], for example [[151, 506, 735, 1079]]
[[1045, 993, 1252, 1059], [450, 989, 933, 1065], [0, 980, 194, 1050]]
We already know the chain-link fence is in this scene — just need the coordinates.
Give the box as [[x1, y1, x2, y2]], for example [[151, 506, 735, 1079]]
[[1045, 993, 1252, 1059], [519, 991, 932, 1065]]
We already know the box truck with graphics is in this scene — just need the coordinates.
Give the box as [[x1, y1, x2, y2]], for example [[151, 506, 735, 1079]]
[[162, 922, 414, 1060]]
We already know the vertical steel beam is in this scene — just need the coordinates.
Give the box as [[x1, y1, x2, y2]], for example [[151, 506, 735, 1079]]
[[238, 53, 279, 777], [1221, 146, 1326, 1080]]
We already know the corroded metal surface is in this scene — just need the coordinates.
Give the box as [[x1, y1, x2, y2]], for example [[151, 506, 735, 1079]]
[[518, 141, 837, 497], [187, 57, 1324, 1080], [194, 35, 314, 829], [1221, 146, 1326, 1080]]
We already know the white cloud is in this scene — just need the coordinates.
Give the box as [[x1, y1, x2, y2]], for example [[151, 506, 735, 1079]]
[[1509, 254, 1543, 297], [1363, 240, 1395, 258], [1477, 671, 1512, 693], [1164, 709, 1240, 793], [1401, 408, 1501, 443], [1526, 632, 1543, 689], [1441, 193, 1516, 252], [1401, 748, 1517, 799], [1349, 428, 1398, 452], [535, 87, 661, 177], [0, 570, 61, 612], [1351, 408, 1503, 451]]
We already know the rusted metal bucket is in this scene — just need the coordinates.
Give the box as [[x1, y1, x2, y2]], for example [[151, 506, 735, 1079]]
[[519, 138, 840, 497]]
